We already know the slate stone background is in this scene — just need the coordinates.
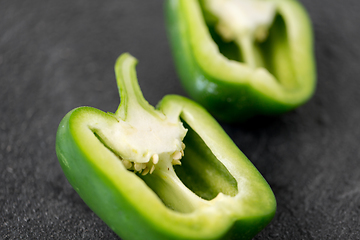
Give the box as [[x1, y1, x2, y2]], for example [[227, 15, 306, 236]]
[[1, 0, 359, 239]]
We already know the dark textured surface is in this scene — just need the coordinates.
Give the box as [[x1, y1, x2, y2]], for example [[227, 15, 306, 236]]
[[1, 0, 360, 239]]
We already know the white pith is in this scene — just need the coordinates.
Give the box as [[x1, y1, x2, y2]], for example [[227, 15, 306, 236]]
[[94, 110, 187, 175], [206, 0, 277, 42]]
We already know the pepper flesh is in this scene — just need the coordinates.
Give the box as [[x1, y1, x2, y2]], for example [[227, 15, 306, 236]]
[[166, 0, 316, 122], [56, 53, 276, 239]]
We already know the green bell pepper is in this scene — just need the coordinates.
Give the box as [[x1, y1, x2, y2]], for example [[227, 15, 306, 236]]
[[56, 53, 276, 240], [166, 0, 316, 122]]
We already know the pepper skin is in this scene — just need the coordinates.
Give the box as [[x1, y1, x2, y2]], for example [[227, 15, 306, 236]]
[[165, 0, 316, 122], [55, 53, 276, 240]]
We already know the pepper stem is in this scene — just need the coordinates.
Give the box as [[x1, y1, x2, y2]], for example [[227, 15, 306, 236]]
[[114, 53, 156, 121]]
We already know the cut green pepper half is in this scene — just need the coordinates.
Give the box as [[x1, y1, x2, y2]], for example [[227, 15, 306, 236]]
[[56, 53, 276, 240], [166, 0, 316, 122]]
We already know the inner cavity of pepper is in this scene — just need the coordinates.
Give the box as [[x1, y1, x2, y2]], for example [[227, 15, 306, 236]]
[[92, 122, 238, 213], [173, 121, 238, 200], [200, 0, 298, 89], [140, 121, 238, 213]]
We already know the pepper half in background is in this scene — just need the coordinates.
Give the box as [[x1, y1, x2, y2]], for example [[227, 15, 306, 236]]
[[166, 0, 316, 122], [56, 53, 276, 240]]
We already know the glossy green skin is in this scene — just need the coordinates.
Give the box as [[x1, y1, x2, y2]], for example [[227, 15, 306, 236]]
[[166, 0, 316, 122], [56, 54, 276, 239]]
